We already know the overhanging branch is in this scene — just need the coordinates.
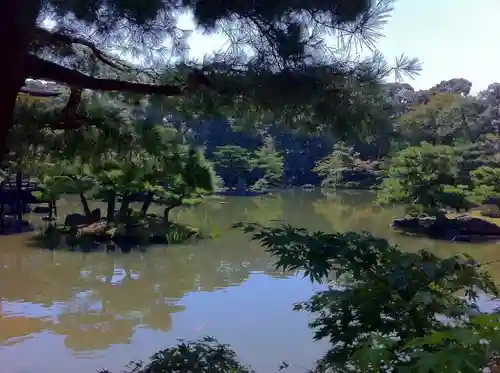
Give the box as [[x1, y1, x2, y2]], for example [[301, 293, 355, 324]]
[[18, 87, 60, 97], [26, 55, 185, 95], [26, 55, 212, 96], [24, 55, 213, 130]]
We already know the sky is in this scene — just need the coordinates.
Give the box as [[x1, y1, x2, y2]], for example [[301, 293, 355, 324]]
[[179, 0, 500, 94]]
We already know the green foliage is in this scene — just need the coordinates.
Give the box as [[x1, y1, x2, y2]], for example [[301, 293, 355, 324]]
[[468, 166, 500, 210], [471, 167, 500, 193], [454, 140, 500, 186], [212, 145, 253, 182], [398, 93, 466, 145], [314, 143, 361, 188], [377, 143, 463, 216], [41, 0, 389, 72], [251, 140, 285, 189], [235, 222, 500, 373], [8, 0, 424, 152], [352, 315, 500, 373], [98, 337, 254, 373], [439, 184, 474, 212], [211, 143, 285, 190], [152, 51, 420, 139], [164, 224, 199, 244], [25, 112, 216, 224]]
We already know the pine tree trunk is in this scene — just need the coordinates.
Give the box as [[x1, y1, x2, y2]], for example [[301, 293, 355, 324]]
[[118, 193, 132, 220], [140, 192, 154, 217], [163, 207, 172, 223], [79, 192, 92, 217], [106, 192, 116, 223], [0, 0, 42, 164]]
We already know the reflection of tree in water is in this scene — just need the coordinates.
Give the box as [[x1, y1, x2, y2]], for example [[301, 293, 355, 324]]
[[312, 190, 500, 284], [243, 194, 284, 224], [0, 246, 87, 306], [54, 313, 138, 351], [0, 216, 295, 351], [174, 193, 285, 230], [312, 190, 394, 233]]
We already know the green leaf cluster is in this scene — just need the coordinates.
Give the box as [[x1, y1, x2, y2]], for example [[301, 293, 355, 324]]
[[25, 117, 216, 220], [376, 143, 465, 216], [211, 144, 285, 190], [236, 223, 500, 373]]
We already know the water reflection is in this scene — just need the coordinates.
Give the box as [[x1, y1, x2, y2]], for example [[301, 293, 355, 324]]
[[312, 190, 500, 278], [0, 237, 293, 349], [2, 190, 500, 373]]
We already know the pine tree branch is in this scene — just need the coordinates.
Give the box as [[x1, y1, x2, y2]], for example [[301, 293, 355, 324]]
[[32, 27, 130, 73], [25, 54, 211, 96], [18, 87, 60, 97]]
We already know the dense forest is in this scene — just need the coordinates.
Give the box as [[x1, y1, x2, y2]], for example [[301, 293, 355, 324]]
[[18, 77, 500, 193], [5, 0, 500, 372], [157, 77, 500, 192]]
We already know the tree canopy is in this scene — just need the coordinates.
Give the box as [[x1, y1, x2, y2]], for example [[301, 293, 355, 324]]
[[0, 0, 421, 163]]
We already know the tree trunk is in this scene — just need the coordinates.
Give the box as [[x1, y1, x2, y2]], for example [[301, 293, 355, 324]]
[[140, 192, 154, 217], [0, 0, 42, 164], [52, 199, 58, 218], [163, 199, 182, 223], [79, 192, 91, 217], [117, 193, 132, 220], [106, 192, 116, 223], [15, 171, 23, 221], [163, 207, 173, 223], [0, 185, 4, 228], [48, 200, 53, 220]]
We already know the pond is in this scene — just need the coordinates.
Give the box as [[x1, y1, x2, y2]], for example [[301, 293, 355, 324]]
[[2, 189, 500, 373]]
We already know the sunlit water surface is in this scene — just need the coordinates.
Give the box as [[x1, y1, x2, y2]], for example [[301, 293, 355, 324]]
[[2, 189, 500, 373]]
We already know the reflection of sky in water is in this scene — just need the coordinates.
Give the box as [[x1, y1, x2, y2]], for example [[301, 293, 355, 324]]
[[1, 262, 139, 317], [2, 301, 62, 319], [80, 265, 141, 284], [1, 273, 327, 373], [471, 293, 500, 313], [1, 291, 106, 320]]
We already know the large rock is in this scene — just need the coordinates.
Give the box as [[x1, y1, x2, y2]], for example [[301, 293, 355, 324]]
[[456, 215, 500, 235], [392, 217, 437, 232], [64, 208, 101, 227], [78, 220, 108, 236], [392, 215, 500, 240], [64, 213, 86, 227]]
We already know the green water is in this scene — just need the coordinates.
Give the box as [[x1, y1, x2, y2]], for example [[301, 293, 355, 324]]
[[1, 189, 500, 373]]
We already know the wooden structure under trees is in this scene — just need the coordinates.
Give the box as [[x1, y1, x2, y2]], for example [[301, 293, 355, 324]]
[[0, 84, 59, 229]]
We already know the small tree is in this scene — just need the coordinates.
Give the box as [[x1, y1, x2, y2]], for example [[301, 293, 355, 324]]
[[251, 138, 284, 190], [99, 337, 253, 373], [314, 143, 360, 188], [32, 159, 96, 217], [211, 145, 253, 189], [149, 148, 216, 223], [397, 92, 465, 145], [470, 166, 500, 211], [439, 185, 473, 213], [377, 143, 466, 217], [30, 120, 215, 229]]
